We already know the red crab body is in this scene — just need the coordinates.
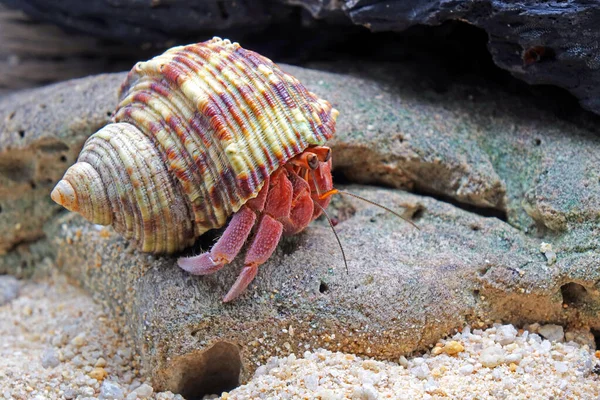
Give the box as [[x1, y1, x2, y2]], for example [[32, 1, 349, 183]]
[[178, 145, 333, 302]]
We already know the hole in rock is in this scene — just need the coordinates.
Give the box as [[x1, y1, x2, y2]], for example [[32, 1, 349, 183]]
[[534, 138, 542, 146], [560, 282, 590, 307], [330, 168, 353, 185], [470, 223, 481, 231], [591, 329, 600, 350], [170, 341, 241, 400], [60, 155, 67, 162], [0, 204, 2, 213], [18, 130, 25, 138], [319, 281, 329, 293], [411, 206, 424, 221]]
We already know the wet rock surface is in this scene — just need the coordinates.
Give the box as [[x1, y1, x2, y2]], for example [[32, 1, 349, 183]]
[[1, 62, 599, 395]]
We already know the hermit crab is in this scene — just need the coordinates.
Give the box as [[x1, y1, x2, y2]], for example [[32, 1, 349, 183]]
[[52, 38, 410, 302]]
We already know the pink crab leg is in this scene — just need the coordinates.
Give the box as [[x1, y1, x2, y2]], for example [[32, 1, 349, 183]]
[[223, 214, 283, 302], [177, 205, 256, 275]]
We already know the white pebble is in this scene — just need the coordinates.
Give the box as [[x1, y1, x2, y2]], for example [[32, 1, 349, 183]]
[[540, 340, 552, 353], [505, 353, 523, 364], [81, 386, 95, 396], [496, 325, 518, 345], [100, 381, 125, 400], [41, 348, 60, 369], [351, 384, 378, 400], [554, 362, 568, 374], [133, 383, 153, 398], [126, 392, 139, 400], [304, 374, 319, 391], [424, 378, 439, 393], [409, 363, 430, 380], [317, 388, 342, 400], [459, 364, 474, 375], [479, 347, 506, 368]]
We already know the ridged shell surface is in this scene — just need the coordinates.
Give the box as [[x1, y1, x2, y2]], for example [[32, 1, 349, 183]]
[[53, 37, 338, 254]]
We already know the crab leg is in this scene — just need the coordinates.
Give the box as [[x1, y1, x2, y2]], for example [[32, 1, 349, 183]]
[[177, 205, 256, 275], [223, 214, 283, 302]]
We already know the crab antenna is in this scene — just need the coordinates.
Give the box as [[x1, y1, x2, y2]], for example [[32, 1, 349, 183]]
[[319, 189, 420, 230], [314, 201, 348, 274]]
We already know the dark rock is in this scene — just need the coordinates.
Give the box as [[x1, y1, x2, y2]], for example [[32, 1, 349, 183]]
[[6, 0, 599, 117], [285, 0, 600, 116]]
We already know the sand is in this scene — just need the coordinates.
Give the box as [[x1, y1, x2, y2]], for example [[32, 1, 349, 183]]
[[223, 327, 599, 399], [0, 273, 182, 400], [1, 274, 599, 400]]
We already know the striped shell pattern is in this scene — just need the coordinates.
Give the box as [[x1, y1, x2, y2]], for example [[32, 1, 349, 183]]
[[52, 38, 338, 254]]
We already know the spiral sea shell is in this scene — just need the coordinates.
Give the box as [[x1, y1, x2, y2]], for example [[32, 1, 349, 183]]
[[52, 37, 338, 254]]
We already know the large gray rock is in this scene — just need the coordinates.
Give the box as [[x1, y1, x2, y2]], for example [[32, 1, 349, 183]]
[[50, 186, 600, 397]]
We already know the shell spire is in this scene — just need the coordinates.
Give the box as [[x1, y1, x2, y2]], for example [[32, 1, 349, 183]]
[[52, 37, 338, 254]]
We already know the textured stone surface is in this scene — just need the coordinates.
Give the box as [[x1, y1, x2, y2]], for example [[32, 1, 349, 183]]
[[0, 74, 116, 268], [50, 186, 600, 396], [312, 62, 600, 240]]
